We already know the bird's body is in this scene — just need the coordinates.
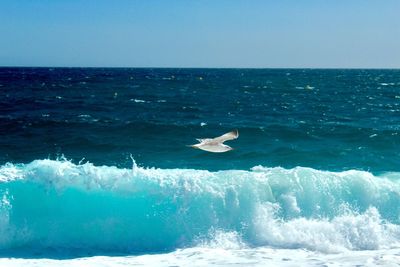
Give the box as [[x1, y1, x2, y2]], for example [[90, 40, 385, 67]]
[[189, 130, 239, 153]]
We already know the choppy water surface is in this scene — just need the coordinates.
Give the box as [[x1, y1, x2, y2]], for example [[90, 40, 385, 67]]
[[1, 68, 400, 266]]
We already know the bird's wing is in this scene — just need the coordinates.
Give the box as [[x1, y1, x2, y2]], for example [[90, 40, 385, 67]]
[[212, 129, 239, 143]]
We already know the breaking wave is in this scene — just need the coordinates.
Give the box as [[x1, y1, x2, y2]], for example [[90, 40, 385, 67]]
[[0, 159, 400, 255]]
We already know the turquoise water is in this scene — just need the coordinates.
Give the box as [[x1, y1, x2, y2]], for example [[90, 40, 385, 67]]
[[0, 68, 400, 258]]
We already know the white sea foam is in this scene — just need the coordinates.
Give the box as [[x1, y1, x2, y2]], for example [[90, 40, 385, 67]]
[[130, 99, 147, 103], [253, 203, 400, 253], [1, 247, 400, 267]]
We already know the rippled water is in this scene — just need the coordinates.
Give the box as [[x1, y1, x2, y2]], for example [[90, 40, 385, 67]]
[[1, 68, 400, 266]]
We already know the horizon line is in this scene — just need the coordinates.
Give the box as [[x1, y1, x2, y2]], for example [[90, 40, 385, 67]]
[[1, 65, 400, 70]]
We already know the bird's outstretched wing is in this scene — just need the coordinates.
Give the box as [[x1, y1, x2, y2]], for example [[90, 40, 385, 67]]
[[212, 129, 239, 143]]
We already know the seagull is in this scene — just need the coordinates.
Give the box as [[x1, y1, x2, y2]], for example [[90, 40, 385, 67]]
[[189, 129, 239, 153]]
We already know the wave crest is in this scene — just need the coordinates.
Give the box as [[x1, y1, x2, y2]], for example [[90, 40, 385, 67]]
[[0, 159, 400, 255]]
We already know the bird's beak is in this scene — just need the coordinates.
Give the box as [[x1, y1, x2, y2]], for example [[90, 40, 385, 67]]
[[187, 145, 199, 149]]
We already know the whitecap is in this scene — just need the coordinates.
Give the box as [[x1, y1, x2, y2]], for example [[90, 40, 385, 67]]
[[130, 99, 146, 103]]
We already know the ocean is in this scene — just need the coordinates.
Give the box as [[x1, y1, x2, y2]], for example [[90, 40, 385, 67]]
[[1, 67, 400, 266]]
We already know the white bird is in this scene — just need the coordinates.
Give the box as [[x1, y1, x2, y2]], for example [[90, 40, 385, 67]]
[[189, 130, 239, 153]]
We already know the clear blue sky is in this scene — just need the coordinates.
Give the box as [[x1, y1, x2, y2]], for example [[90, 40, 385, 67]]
[[1, 0, 399, 68]]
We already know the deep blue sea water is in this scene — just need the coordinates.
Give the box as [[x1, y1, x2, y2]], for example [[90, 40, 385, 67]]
[[1, 68, 400, 265], [1, 68, 400, 172]]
